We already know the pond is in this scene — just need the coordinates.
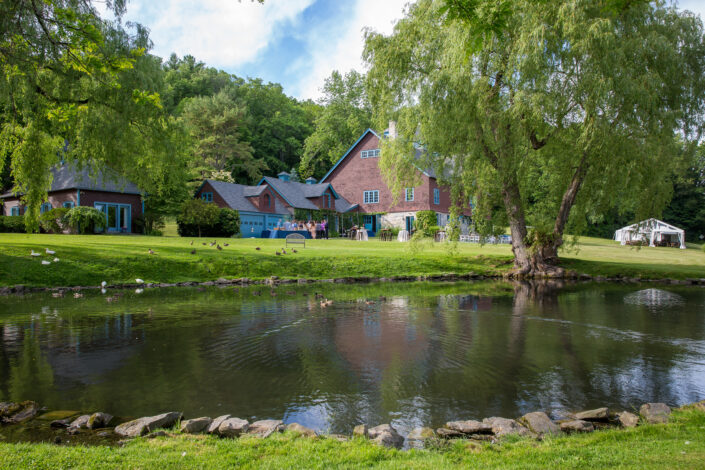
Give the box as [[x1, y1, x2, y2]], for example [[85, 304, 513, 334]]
[[1, 281, 704, 437]]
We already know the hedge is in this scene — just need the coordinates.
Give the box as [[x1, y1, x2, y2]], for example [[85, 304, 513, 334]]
[[0, 216, 26, 233]]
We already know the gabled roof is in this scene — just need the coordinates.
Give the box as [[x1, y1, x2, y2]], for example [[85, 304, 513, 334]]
[[1, 163, 141, 198], [616, 218, 684, 234], [335, 198, 358, 213], [258, 176, 341, 210], [203, 180, 288, 215], [319, 129, 380, 183]]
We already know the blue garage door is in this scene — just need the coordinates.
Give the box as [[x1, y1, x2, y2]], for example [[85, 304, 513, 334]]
[[241, 214, 265, 237], [266, 215, 285, 231]]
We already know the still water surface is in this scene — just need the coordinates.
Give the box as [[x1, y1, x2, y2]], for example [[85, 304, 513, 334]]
[[1, 282, 704, 435]]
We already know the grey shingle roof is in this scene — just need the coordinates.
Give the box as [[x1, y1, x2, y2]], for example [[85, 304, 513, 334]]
[[1, 163, 141, 198], [335, 198, 358, 213], [262, 177, 321, 210], [206, 180, 291, 215]]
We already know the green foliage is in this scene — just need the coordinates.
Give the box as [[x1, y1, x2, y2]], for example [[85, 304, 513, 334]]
[[300, 70, 373, 179], [0, 216, 26, 233], [216, 208, 241, 237], [177, 199, 220, 237], [364, 0, 705, 270], [63, 207, 107, 234], [414, 210, 438, 237], [293, 208, 337, 222], [39, 208, 69, 234]]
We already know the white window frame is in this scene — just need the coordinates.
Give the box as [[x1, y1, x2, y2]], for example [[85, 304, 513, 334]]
[[363, 190, 379, 204], [405, 187, 414, 202], [361, 149, 380, 159], [433, 188, 440, 205]]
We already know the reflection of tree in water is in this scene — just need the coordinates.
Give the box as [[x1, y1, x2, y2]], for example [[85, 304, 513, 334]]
[[8, 329, 54, 404]]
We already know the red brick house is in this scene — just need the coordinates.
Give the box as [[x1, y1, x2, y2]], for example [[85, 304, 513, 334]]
[[0, 164, 143, 233], [319, 128, 472, 234], [194, 173, 357, 238]]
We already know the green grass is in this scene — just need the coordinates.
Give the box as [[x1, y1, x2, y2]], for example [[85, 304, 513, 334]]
[[1, 408, 704, 469], [0, 233, 703, 288]]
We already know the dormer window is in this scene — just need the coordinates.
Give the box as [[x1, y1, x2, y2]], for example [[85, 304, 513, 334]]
[[361, 149, 380, 159], [265, 193, 271, 208]]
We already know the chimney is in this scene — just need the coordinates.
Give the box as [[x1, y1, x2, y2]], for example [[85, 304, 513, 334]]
[[277, 171, 290, 181], [305, 177, 317, 185], [388, 120, 397, 139]]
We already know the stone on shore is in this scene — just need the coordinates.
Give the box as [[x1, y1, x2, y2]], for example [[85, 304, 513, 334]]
[[353, 424, 368, 438], [617, 411, 639, 428], [639, 403, 671, 424], [574, 407, 609, 421], [286, 422, 317, 437], [445, 420, 493, 435], [114, 412, 183, 438], [180, 417, 213, 434], [0, 402, 22, 418], [436, 428, 465, 438], [88, 412, 114, 429], [7, 402, 40, 423], [560, 420, 595, 433], [207, 415, 231, 434], [248, 419, 284, 437], [218, 417, 249, 437], [482, 417, 533, 437], [368, 424, 404, 449], [69, 415, 91, 430], [519, 412, 562, 436], [50, 418, 73, 428]]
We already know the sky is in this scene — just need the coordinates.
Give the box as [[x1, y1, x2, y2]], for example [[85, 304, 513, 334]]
[[105, 0, 705, 102]]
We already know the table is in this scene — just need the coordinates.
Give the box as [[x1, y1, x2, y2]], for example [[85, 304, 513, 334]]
[[398, 230, 410, 242], [261, 230, 312, 239]]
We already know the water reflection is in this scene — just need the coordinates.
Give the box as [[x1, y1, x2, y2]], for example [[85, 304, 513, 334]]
[[0, 282, 704, 435]]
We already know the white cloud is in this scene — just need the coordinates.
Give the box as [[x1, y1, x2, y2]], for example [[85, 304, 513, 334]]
[[292, 0, 408, 100], [120, 0, 315, 68]]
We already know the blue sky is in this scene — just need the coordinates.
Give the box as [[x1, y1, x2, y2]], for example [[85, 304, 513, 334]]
[[107, 0, 705, 101]]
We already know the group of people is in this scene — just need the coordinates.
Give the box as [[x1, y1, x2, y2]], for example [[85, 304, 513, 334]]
[[278, 220, 328, 239]]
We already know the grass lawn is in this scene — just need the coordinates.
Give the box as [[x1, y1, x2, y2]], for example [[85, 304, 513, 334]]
[[1, 407, 703, 469], [0, 233, 703, 288]]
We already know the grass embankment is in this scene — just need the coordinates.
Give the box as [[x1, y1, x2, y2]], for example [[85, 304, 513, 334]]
[[0, 233, 703, 288], [1, 408, 704, 469]]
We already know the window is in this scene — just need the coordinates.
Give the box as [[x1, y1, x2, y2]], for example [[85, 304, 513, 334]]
[[40, 202, 52, 214], [326, 194, 332, 208], [433, 188, 440, 205], [264, 194, 271, 208], [11, 207, 20, 216], [63, 201, 75, 209], [201, 192, 213, 202], [363, 190, 379, 204], [361, 149, 380, 159], [405, 187, 414, 202]]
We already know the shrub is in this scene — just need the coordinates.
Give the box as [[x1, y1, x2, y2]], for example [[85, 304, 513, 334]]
[[414, 210, 438, 237], [0, 216, 26, 233], [64, 206, 107, 234], [39, 207, 70, 233], [176, 200, 239, 238]]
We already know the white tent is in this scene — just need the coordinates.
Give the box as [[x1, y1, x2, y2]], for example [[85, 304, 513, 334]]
[[614, 218, 686, 249]]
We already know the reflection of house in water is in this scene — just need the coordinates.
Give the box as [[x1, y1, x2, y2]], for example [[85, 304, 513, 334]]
[[334, 300, 429, 381], [458, 295, 493, 312]]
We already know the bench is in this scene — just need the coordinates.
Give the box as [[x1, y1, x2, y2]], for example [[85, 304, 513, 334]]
[[285, 233, 306, 248]]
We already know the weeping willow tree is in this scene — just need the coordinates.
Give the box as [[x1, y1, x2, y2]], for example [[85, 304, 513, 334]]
[[0, 0, 188, 231], [364, 0, 705, 276]]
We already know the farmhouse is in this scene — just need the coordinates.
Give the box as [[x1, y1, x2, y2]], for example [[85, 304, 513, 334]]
[[0, 163, 143, 233], [319, 127, 472, 235], [194, 173, 358, 238]]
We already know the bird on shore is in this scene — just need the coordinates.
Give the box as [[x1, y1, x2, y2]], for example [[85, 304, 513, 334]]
[[292, 249, 298, 254], [101, 281, 107, 288], [31, 250, 41, 257], [106, 296, 117, 303], [73, 292, 83, 298], [135, 278, 144, 284], [46, 248, 56, 255], [52, 292, 64, 298], [275, 251, 281, 256], [190, 240, 194, 245], [210, 241, 216, 247], [217, 245, 223, 251], [148, 249, 155, 255], [320, 299, 333, 308], [314, 293, 324, 299], [190, 249, 196, 255], [223, 243, 229, 247], [255, 247, 261, 251], [41, 260, 51, 265], [202, 242, 207, 246], [53, 257, 60, 262], [282, 249, 287, 254], [379, 296, 387, 301], [252, 291, 261, 296], [365, 300, 375, 305]]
